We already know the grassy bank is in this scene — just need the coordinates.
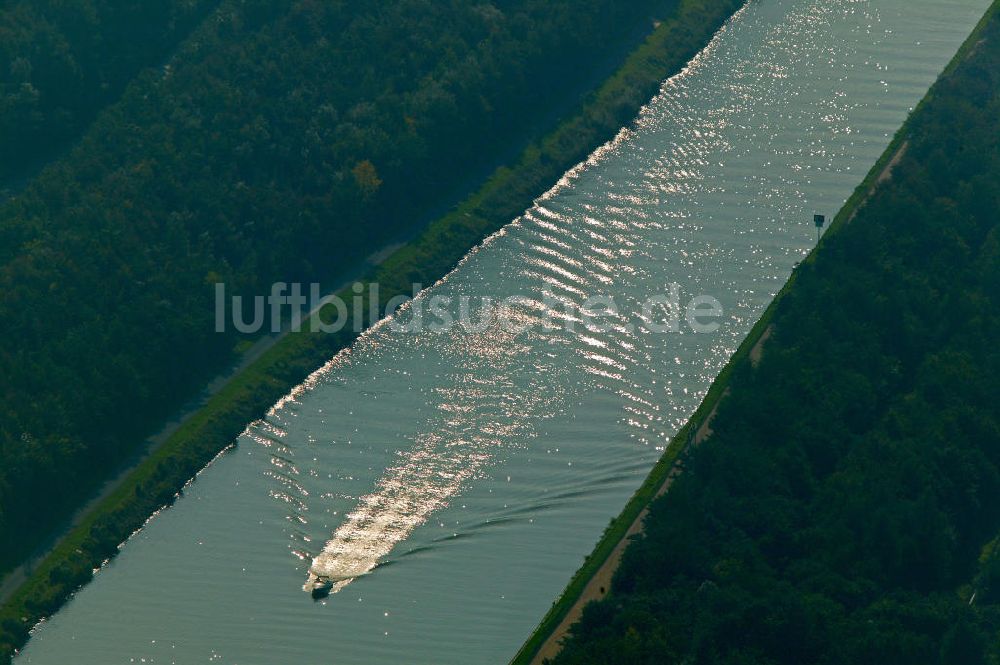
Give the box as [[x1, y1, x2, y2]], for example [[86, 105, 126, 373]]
[[0, 0, 747, 660], [509, 3, 1000, 662]]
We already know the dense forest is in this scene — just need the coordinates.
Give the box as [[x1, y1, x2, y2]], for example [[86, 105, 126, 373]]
[[551, 8, 1000, 664], [0, 0, 220, 185], [0, 0, 749, 597]]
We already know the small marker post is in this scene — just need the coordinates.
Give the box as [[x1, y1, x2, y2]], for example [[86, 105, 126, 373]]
[[814, 214, 826, 242]]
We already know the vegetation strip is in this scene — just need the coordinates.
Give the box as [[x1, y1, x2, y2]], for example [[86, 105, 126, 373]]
[[0, 0, 747, 660], [511, 2, 1000, 663]]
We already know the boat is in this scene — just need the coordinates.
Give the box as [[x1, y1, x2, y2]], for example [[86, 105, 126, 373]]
[[311, 577, 334, 599]]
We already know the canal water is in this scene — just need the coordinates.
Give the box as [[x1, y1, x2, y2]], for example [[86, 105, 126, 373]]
[[17, 1, 990, 663]]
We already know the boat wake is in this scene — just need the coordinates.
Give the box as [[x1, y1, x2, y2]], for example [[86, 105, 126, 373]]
[[293, 298, 573, 595]]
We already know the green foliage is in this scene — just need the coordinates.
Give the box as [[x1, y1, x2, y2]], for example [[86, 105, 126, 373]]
[[551, 6, 1000, 664], [0, 0, 219, 185]]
